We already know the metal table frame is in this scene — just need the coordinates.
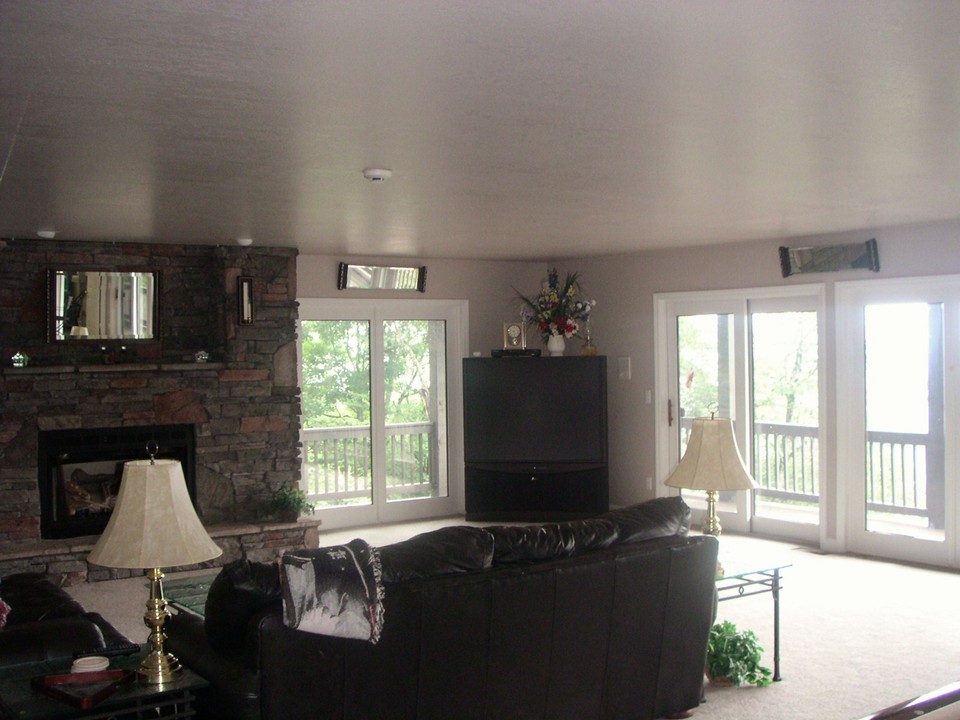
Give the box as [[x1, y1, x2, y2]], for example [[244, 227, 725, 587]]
[[715, 564, 790, 681]]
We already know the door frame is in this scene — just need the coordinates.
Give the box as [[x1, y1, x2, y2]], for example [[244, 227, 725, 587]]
[[654, 283, 826, 545], [835, 276, 960, 567], [297, 298, 469, 530]]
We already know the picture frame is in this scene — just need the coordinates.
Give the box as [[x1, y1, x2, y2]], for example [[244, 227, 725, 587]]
[[337, 262, 426, 292], [779, 239, 879, 278], [503, 321, 526, 349]]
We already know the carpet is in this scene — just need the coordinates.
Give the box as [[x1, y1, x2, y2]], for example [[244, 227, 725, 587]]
[[67, 523, 960, 720]]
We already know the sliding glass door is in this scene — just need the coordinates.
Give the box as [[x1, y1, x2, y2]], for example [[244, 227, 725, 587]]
[[837, 278, 957, 566], [661, 295, 751, 534], [749, 304, 820, 537], [657, 286, 824, 543], [297, 299, 467, 529]]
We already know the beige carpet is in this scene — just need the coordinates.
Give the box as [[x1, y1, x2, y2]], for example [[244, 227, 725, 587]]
[[68, 522, 960, 720]]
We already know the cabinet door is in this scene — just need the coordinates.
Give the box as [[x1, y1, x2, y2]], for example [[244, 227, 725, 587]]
[[465, 465, 608, 520]]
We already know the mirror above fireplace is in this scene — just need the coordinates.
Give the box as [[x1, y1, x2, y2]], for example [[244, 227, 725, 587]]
[[48, 268, 158, 342]]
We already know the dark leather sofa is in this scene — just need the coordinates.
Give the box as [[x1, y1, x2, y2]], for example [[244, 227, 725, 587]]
[[0, 572, 136, 666], [166, 497, 719, 720]]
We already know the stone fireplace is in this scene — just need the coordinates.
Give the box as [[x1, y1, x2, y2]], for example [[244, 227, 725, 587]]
[[0, 238, 318, 582]]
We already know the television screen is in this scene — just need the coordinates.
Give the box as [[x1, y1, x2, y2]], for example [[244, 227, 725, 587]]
[[463, 357, 607, 464]]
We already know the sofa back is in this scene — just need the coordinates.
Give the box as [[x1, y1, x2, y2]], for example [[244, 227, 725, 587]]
[[295, 535, 717, 720], [201, 497, 718, 720]]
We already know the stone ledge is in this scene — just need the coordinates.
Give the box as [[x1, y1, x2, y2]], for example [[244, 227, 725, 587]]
[[0, 518, 323, 584], [1, 363, 226, 375]]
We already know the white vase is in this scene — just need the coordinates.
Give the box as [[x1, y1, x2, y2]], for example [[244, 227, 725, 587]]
[[546, 335, 566, 356]]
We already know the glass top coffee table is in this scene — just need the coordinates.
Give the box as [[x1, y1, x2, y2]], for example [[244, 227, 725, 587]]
[[161, 573, 218, 616], [0, 649, 208, 720], [715, 562, 791, 681]]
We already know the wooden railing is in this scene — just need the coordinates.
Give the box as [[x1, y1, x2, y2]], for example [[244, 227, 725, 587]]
[[681, 419, 938, 527], [301, 422, 436, 504], [753, 422, 819, 503]]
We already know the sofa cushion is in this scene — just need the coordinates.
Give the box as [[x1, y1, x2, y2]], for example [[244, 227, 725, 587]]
[[487, 517, 619, 564], [379, 526, 495, 583], [205, 560, 283, 656], [601, 496, 691, 543]]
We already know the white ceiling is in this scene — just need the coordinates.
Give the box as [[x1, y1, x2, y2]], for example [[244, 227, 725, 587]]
[[2, 1, 960, 260]]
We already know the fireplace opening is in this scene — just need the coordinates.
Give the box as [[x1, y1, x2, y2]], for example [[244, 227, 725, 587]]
[[38, 424, 196, 539]]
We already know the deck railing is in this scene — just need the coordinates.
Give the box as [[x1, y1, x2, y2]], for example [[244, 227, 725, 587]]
[[306, 419, 938, 524], [301, 422, 436, 503], [680, 419, 937, 526]]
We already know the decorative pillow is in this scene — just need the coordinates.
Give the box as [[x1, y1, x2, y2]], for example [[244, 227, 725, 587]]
[[281, 539, 384, 644], [0, 597, 9, 630], [601, 496, 691, 544], [379, 526, 494, 583]]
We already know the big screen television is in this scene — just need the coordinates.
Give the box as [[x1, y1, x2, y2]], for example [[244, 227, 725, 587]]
[[462, 356, 607, 465]]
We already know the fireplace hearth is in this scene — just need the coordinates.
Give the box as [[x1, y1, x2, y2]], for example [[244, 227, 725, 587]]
[[37, 424, 196, 539]]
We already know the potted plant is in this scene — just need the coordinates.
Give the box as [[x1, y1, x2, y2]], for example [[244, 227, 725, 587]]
[[705, 620, 773, 687], [267, 484, 315, 521]]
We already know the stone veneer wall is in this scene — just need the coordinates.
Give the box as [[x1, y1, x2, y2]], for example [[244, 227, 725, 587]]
[[0, 238, 311, 582]]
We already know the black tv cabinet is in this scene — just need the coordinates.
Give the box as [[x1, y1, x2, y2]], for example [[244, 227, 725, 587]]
[[462, 356, 608, 521]]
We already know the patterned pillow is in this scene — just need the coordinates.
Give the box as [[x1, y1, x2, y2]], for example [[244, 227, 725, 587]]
[[0, 597, 9, 629], [281, 539, 384, 644]]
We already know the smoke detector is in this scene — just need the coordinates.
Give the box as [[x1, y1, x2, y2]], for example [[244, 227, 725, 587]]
[[236, 237, 253, 247], [362, 168, 393, 183]]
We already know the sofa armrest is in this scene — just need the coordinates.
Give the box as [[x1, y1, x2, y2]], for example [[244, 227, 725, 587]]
[[166, 611, 262, 720], [0, 616, 105, 666]]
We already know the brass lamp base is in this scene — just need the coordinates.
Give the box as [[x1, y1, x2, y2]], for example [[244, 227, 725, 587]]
[[702, 490, 725, 577], [139, 567, 182, 685]]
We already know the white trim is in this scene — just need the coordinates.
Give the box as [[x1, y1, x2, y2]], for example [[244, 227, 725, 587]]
[[654, 283, 825, 543], [296, 297, 469, 531], [835, 275, 960, 568]]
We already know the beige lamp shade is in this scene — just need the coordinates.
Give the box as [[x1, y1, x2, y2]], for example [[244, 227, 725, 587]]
[[88, 459, 222, 569], [664, 417, 758, 492], [69, 326, 89, 338]]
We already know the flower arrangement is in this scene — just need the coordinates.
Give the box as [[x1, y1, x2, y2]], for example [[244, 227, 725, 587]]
[[518, 268, 596, 342]]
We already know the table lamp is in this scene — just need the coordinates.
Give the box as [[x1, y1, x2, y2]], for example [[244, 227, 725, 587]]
[[69, 326, 89, 338], [664, 416, 757, 575], [88, 455, 222, 684]]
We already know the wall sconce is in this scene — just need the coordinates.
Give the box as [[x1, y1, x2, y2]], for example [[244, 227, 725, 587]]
[[238, 276, 254, 325]]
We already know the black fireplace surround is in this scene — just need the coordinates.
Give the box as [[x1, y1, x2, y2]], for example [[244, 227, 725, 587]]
[[37, 424, 196, 539]]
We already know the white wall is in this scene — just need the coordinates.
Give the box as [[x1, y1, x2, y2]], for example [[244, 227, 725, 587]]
[[297, 254, 548, 356], [298, 218, 960, 517], [573, 218, 960, 513]]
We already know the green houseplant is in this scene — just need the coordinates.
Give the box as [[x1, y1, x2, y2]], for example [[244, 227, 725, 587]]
[[268, 484, 315, 521], [706, 620, 773, 687]]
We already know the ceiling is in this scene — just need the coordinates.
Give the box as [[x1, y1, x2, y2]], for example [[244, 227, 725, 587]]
[[2, 1, 960, 261]]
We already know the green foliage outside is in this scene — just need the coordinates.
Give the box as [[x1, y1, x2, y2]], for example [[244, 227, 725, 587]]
[[300, 320, 441, 501], [678, 312, 819, 500], [300, 319, 437, 429]]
